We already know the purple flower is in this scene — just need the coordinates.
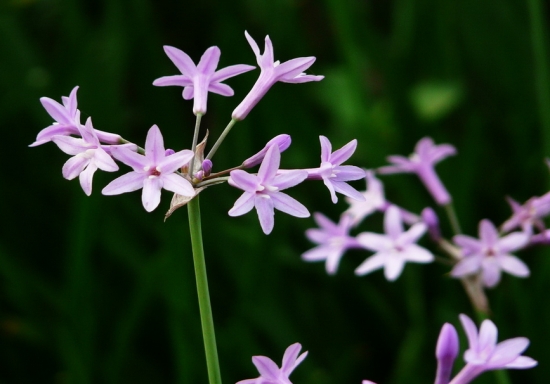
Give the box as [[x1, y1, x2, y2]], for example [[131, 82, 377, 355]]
[[447, 314, 536, 384], [435, 323, 460, 384], [422, 207, 441, 242], [343, 170, 386, 226], [31, 86, 121, 147], [236, 343, 307, 384], [302, 213, 361, 274], [228, 145, 309, 235], [501, 193, 550, 235], [102, 125, 195, 212], [232, 31, 324, 120], [242, 134, 292, 168], [153, 46, 255, 115], [51, 117, 118, 195], [379, 137, 456, 205], [306, 136, 366, 204], [355, 205, 434, 281], [451, 219, 529, 288]]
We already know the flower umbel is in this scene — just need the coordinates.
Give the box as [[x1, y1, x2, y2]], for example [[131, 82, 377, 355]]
[[102, 125, 195, 212], [379, 137, 456, 205], [451, 219, 529, 288], [302, 213, 361, 274], [355, 205, 434, 281], [236, 343, 308, 384], [154, 45, 255, 115], [232, 31, 324, 120], [228, 145, 309, 234]]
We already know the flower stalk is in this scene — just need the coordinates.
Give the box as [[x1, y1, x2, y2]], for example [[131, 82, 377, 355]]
[[187, 196, 222, 384]]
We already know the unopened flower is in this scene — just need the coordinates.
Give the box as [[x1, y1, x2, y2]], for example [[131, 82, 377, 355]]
[[31, 86, 121, 146], [51, 117, 118, 195], [447, 314, 537, 384], [232, 31, 324, 120], [237, 343, 307, 384], [379, 137, 456, 205], [355, 205, 433, 281], [422, 207, 441, 242], [435, 323, 459, 384], [242, 134, 292, 168], [302, 213, 361, 274], [306, 136, 366, 204], [501, 193, 550, 235], [102, 125, 195, 212], [451, 219, 529, 288], [154, 46, 255, 115], [228, 145, 309, 235]]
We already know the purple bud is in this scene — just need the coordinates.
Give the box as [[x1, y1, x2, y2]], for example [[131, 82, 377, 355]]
[[422, 207, 441, 242], [165, 148, 175, 156], [202, 159, 213, 176], [242, 134, 291, 168], [435, 323, 459, 384], [194, 170, 205, 181]]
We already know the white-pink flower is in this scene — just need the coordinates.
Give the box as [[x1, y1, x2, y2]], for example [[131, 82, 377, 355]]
[[102, 125, 194, 212]]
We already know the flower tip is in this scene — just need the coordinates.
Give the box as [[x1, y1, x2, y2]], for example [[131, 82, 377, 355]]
[[436, 323, 459, 360]]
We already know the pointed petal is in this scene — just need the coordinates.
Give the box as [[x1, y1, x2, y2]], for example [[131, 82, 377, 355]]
[[319, 136, 332, 162], [93, 148, 119, 172], [228, 192, 256, 216], [211, 64, 256, 82], [459, 314, 480, 351], [497, 232, 529, 253], [163, 45, 197, 76], [258, 145, 280, 184], [229, 170, 259, 192], [153, 75, 193, 87], [331, 180, 365, 202], [504, 355, 538, 369], [40, 97, 73, 125], [384, 206, 404, 239], [31, 125, 78, 146], [313, 212, 339, 232], [302, 245, 331, 261], [279, 74, 324, 83], [252, 356, 279, 380], [51, 136, 91, 155], [162, 173, 195, 197], [159, 149, 194, 173], [197, 46, 220, 74], [79, 162, 97, 196], [398, 222, 427, 245], [356, 233, 392, 252], [323, 178, 338, 203], [244, 31, 261, 59], [429, 144, 457, 163], [282, 343, 302, 375], [275, 57, 315, 80], [65, 86, 79, 114], [355, 253, 387, 276], [62, 156, 89, 180], [384, 256, 406, 281], [453, 235, 483, 254], [478, 319, 498, 353], [255, 196, 275, 234], [262, 35, 275, 68], [271, 170, 307, 190], [489, 338, 530, 368], [333, 165, 366, 181], [324, 249, 345, 275], [479, 219, 499, 247], [451, 257, 482, 277], [208, 82, 234, 97], [305, 229, 329, 244], [481, 259, 502, 288], [102, 172, 144, 195], [402, 244, 434, 263], [183, 86, 194, 99], [498, 255, 530, 277], [144, 125, 165, 165], [271, 192, 310, 218], [329, 139, 357, 165], [142, 177, 163, 212], [110, 146, 148, 171]]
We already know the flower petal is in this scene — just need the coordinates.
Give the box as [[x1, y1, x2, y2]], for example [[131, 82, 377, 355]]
[[459, 314, 480, 351], [211, 64, 256, 82], [271, 170, 307, 190], [102, 172, 144, 195], [275, 57, 316, 80], [228, 192, 256, 217], [488, 338, 530, 368], [145, 125, 165, 165], [62, 156, 89, 180], [281, 343, 302, 376], [255, 195, 275, 234], [356, 233, 393, 251], [79, 162, 97, 196], [142, 177, 163, 212], [159, 149, 194, 174], [229, 170, 259, 192], [319, 136, 332, 163], [498, 255, 530, 277], [252, 356, 279, 380], [497, 232, 529, 253], [163, 46, 197, 76], [207, 82, 234, 97], [162, 173, 195, 197], [384, 206, 404, 240], [153, 75, 193, 87], [479, 220, 499, 247], [52, 136, 91, 156], [270, 192, 310, 218], [384, 255, 406, 281], [451, 257, 481, 277], [355, 253, 387, 276], [402, 244, 434, 263], [258, 145, 280, 184], [197, 46, 220, 74], [329, 139, 357, 165]]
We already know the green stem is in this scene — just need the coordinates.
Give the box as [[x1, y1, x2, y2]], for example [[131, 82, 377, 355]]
[[187, 196, 222, 384], [206, 118, 237, 160], [444, 202, 462, 235]]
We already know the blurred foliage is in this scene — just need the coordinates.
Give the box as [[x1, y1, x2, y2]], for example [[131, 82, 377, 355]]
[[1, 0, 550, 383]]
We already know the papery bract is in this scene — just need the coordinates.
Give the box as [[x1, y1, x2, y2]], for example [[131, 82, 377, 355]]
[[451, 219, 529, 288], [228, 145, 309, 235], [232, 31, 324, 120], [51, 117, 119, 196], [302, 213, 361, 274], [102, 125, 195, 212], [355, 205, 434, 281], [154, 45, 255, 115], [379, 137, 456, 205], [236, 343, 307, 384]]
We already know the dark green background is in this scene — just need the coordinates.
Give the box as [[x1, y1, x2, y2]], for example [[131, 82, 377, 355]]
[[1, 0, 549, 383]]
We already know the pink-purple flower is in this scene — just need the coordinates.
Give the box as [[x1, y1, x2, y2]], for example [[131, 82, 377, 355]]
[[501, 193, 550, 235], [446, 314, 537, 384], [228, 145, 309, 235], [379, 137, 456, 205], [232, 31, 324, 120], [153, 46, 255, 115], [435, 323, 460, 384], [102, 125, 195, 212], [451, 219, 529, 288], [344, 170, 386, 226], [355, 206, 434, 281], [51, 117, 119, 195], [242, 134, 292, 168], [302, 213, 361, 274], [305, 136, 366, 204], [236, 343, 307, 384], [31, 86, 122, 147]]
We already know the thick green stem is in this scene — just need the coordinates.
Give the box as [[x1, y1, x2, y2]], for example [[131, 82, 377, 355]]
[[187, 196, 222, 384], [206, 118, 237, 160]]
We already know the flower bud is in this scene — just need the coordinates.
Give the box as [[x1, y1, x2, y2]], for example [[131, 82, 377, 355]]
[[202, 159, 213, 177], [434, 323, 459, 384], [165, 148, 175, 156], [422, 207, 441, 242], [242, 134, 291, 168]]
